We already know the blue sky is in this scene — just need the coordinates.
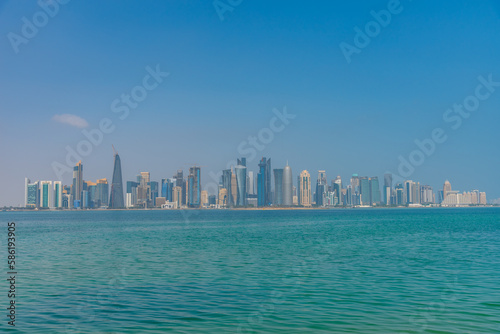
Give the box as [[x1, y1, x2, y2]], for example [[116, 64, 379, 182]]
[[1, 0, 499, 206]]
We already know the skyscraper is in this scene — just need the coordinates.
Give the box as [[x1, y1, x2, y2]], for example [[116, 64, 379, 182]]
[[315, 170, 327, 206], [136, 172, 151, 207], [235, 164, 247, 206], [53, 181, 63, 208], [230, 168, 237, 205], [404, 180, 414, 204], [273, 168, 284, 206], [369, 177, 381, 206], [173, 186, 182, 208], [384, 173, 392, 205], [221, 169, 233, 207], [333, 175, 342, 205], [72, 161, 83, 206], [96, 178, 109, 207], [247, 171, 255, 195], [161, 178, 174, 202], [25, 178, 39, 208], [360, 177, 370, 205], [443, 180, 452, 200], [126, 181, 139, 208], [282, 162, 293, 207], [257, 157, 271, 207], [298, 170, 311, 206], [420, 185, 434, 204], [188, 166, 201, 208], [109, 152, 124, 208], [39, 181, 53, 208], [174, 170, 186, 205], [350, 174, 360, 206], [149, 181, 159, 207], [237, 157, 247, 167]]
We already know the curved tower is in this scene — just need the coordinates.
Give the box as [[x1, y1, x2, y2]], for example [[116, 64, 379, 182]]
[[283, 162, 293, 206], [109, 149, 125, 208]]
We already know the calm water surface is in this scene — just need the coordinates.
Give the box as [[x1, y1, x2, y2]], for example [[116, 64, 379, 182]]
[[2, 208, 500, 333]]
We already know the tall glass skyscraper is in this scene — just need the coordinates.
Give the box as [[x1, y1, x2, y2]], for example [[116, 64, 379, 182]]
[[161, 178, 174, 202], [53, 181, 62, 208], [40, 181, 53, 208], [384, 173, 392, 205], [235, 164, 247, 206], [257, 157, 271, 207], [282, 162, 293, 206], [360, 177, 370, 205], [72, 161, 83, 206], [109, 152, 125, 208], [96, 179, 109, 207], [370, 177, 381, 205], [222, 169, 233, 207], [25, 178, 39, 208], [315, 170, 327, 206], [188, 166, 201, 208], [273, 168, 284, 206]]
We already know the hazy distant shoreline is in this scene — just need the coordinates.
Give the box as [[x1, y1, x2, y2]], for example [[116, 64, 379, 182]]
[[2, 205, 497, 212]]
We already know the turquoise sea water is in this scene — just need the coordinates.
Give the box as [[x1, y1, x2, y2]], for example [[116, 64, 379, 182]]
[[1, 208, 500, 333]]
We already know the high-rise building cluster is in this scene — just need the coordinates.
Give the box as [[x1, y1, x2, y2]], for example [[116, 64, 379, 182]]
[[23, 153, 489, 209]]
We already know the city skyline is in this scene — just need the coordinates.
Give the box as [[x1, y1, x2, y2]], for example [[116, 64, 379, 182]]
[[19, 151, 490, 209], [1, 1, 500, 206]]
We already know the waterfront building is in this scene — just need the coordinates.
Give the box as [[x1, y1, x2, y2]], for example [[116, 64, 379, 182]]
[[395, 183, 404, 206], [257, 157, 272, 206], [201, 190, 209, 208], [360, 177, 370, 205], [221, 169, 233, 207], [370, 177, 381, 206], [155, 197, 166, 207], [333, 175, 342, 205], [188, 166, 201, 208], [274, 168, 284, 206], [173, 186, 183, 208], [480, 192, 487, 205], [125, 181, 139, 208], [384, 173, 392, 205], [235, 164, 247, 206], [96, 178, 109, 207], [247, 171, 255, 195], [25, 178, 39, 208], [283, 162, 293, 206], [109, 152, 124, 208], [315, 170, 327, 207], [53, 181, 63, 208], [443, 180, 452, 200], [39, 181, 53, 208], [420, 185, 434, 204], [72, 161, 83, 205], [161, 178, 175, 202], [218, 188, 228, 207], [208, 195, 217, 206], [298, 170, 311, 207], [230, 168, 237, 206], [149, 181, 159, 207]]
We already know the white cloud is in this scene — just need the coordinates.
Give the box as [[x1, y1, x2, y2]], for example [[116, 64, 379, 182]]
[[52, 114, 89, 128]]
